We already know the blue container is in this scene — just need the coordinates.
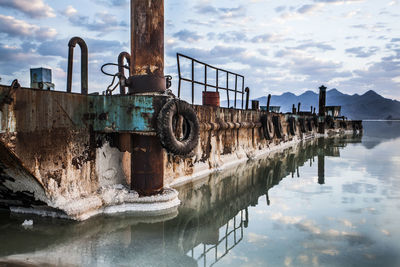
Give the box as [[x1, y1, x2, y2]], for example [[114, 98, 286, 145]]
[[30, 68, 52, 83]]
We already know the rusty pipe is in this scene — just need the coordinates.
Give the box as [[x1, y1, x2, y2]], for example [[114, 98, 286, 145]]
[[67, 37, 88, 95], [118, 52, 131, 95], [245, 87, 250, 110], [267, 94, 271, 113]]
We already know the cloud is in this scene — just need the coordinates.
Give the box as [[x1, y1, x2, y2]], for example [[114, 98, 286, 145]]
[[275, 6, 287, 13], [292, 41, 335, 51], [251, 33, 283, 43], [65, 11, 128, 34], [345, 46, 379, 58], [297, 4, 321, 14], [314, 0, 364, 3], [63, 5, 78, 17], [37, 38, 125, 59], [207, 31, 247, 43], [194, 4, 247, 19], [173, 30, 203, 43], [93, 0, 129, 7], [0, 42, 54, 76], [0, 0, 55, 18], [0, 15, 57, 40]]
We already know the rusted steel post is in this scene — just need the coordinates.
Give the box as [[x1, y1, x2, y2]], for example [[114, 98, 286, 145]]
[[245, 87, 250, 110], [310, 106, 313, 114], [130, 0, 165, 195], [292, 104, 296, 114], [318, 85, 327, 116], [318, 85, 327, 134], [128, 0, 165, 93], [67, 37, 88, 94], [118, 52, 131, 95], [298, 102, 301, 114], [131, 135, 164, 195], [267, 94, 271, 113]]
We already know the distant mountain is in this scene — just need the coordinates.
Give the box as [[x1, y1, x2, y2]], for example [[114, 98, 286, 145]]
[[252, 89, 400, 120]]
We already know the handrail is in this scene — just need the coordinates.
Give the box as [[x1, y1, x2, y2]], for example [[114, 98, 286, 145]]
[[118, 52, 131, 95], [67, 37, 88, 95], [177, 53, 245, 108]]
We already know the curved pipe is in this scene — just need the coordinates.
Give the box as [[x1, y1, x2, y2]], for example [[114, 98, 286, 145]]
[[67, 37, 88, 95], [118, 52, 131, 95]]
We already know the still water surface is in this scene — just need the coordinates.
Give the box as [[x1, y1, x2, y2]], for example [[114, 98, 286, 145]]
[[1, 121, 400, 267]]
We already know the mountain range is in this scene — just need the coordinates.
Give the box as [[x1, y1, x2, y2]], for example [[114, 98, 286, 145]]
[[252, 89, 400, 120]]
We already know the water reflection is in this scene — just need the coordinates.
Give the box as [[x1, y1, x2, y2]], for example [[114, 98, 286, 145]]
[[0, 133, 365, 266]]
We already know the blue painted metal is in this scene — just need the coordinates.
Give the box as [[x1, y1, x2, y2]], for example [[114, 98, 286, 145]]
[[30, 68, 52, 83], [90, 95, 164, 133]]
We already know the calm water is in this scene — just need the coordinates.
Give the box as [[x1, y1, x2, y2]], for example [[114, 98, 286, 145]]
[[1, 121, 400, 267]]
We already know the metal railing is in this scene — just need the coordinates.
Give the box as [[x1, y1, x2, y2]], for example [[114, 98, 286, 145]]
[[177, 53, 246, 109], [189, 209, 247, 267]]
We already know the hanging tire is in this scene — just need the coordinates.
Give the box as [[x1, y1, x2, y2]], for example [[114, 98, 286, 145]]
[[288, 117, 297, 135], [307, 118, 314, 132], [272, 116, 283, 139], [326, 116, 335, 129], [298, 118, 306, 133], [157, 99, 199, 156], [261, 114, 275, 140]]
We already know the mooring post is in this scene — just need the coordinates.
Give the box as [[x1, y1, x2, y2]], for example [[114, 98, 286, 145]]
[[318, 85, 327, 134], [130, 0, 165, 195], [245, 87, 250, 110]]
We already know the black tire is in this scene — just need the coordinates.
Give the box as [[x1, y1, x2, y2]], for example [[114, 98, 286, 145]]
[[261, 114, 275, 140], [307, 118, 314, 132], [273, 116, 283, 139], [298, 118, 306, 133], [313, 116, 318, 128], [157, 99, 199, 156], [326, 116, 335, 129], [288, 117, 297, 135]]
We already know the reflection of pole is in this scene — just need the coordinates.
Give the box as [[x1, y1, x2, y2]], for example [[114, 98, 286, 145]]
[[318, 154, 325, 184], [266, 191, 270, 206], [297, 166, 300, 178], [244, 208, 249, 228]]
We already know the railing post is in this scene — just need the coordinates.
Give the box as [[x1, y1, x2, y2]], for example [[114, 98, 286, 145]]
[[245, 87, 250, 110]]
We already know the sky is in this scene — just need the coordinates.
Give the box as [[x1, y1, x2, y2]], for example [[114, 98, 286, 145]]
[[0, 0, 399, 102]]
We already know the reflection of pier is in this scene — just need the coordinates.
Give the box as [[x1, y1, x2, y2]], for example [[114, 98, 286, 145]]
[[0, 134, 362, 266], [189, 209, 247, 267]]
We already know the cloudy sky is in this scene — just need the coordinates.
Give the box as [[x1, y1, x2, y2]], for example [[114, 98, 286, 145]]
[[0, 0, 399, 101]]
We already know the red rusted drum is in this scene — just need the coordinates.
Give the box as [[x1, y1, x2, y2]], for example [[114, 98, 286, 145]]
[[202, 91, 220, 107]]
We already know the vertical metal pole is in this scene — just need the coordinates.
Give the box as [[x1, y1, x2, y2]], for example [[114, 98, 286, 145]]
[[130, 0, 164, 76], [177, 54, 181, 98], [192, 60, 194, 105], [216, 69, 219, 92], [267, 94, 271, 113], [234, 75, 237, 108], [241, 77, 245, 110], [130, 0, 165, 195], [245, 87, 250, 110], [204, 65, 207, 92], [226, 72, 229, 108]]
